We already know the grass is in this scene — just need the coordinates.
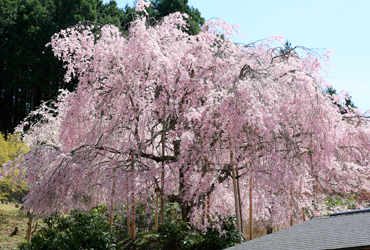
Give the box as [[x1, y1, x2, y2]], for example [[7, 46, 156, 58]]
[[117, 232, 162, 250], [0, 202, 28, 249], [0, 202, 43, 250]]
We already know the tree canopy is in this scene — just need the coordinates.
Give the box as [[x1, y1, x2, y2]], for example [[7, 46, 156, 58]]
[[8, 2, 370, 233]]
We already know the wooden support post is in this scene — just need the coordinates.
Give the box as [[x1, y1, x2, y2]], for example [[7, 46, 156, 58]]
[[206, 162, 211, 220], [155, 189, 159, 231], [160, 107, 166, 224], [290, 189, 293, 227], [249, 178, 253, 241], [109, 170, 116, 233], [302, 207, 306, 222], [131, 203, 136, 239], [127, 195, 131, 235], [131, 153, 136, 240], [230, 148, 242, 243], [236, 166, 243, 235]]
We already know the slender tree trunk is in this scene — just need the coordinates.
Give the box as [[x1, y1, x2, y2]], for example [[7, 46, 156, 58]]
[[160, 107, 166, 224], [26, 211, 33, 242]]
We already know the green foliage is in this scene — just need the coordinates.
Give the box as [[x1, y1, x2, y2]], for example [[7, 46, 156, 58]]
[[196, 214, 240, 250], [157, 211, 240, 250], [164, 201, 182, 223], [325, 194, 358, 214], [0, 133, 29, 200], [0, 0, 127, 135], [17, 210, 117, 250], [326, 86, 357, 115], [158, 220, 194, 250], [151, 0, 204, 35], [279, 40, 295, 55]]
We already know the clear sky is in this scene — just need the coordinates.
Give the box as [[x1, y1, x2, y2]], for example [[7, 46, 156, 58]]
[[105, 0, 370, 112]]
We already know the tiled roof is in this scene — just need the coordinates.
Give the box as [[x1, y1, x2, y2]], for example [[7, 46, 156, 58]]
[[227, 209, 370, 250]]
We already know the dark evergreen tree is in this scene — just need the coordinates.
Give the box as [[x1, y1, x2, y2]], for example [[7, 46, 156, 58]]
[[151, 0, 204, 35], [0, 0, 205, 135], [326, 86, 357, 115]]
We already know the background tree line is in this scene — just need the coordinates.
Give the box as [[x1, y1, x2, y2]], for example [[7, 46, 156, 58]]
[[0, 0, 204, 136]]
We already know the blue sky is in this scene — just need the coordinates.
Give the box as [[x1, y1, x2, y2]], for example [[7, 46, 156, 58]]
[[105, 0, 370, 112]]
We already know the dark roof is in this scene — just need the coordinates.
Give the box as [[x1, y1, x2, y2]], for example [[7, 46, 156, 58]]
[[227, 209, 370, 250]]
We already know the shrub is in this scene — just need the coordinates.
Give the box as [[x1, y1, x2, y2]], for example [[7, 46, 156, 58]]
[[17, 209, 116, 250], [158, 220, 194, 250], [196, 214, 241, 250]]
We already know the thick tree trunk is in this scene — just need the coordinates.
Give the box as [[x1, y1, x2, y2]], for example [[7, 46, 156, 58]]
[[266, 225, 273, 234], [180, 203, 192, 221]]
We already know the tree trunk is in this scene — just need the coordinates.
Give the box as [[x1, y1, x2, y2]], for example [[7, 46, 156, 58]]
[[180, 202, 192, 221], [302, 207, 306, 222], [266, 224, 273, 234], [26, 211, 33, 242]]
